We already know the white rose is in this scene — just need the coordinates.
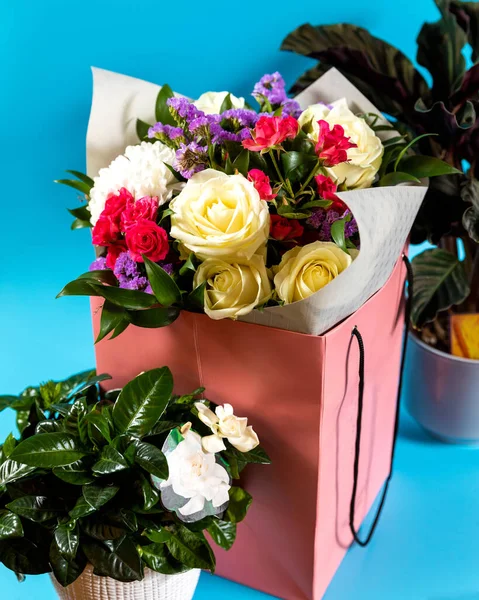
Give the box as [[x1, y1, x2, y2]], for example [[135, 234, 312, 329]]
[[158, 430, 230, 518], [193, 255, 271, 320], [298, 99, 383, 189], [274, 241, 352, 304], [194, 91, 245, 115], [170, 169, 270, 260], [195, 402, 260, 454], [88, 141, 177, 226]]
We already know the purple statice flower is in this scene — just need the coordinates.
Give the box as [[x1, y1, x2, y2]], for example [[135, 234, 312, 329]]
[[189, 114, 222, 139], [90, 256, 107, 271], [220, 108, 259, 128], [148, 122, 185, 141], [174, 142, 208, 178], [113, 251, 149, 291], [281, 99, 302, 119], [307, 208, 359, 242], [167, 97, 205, 123], [159, 262, 174, 275], [253, 72, 288, 106]]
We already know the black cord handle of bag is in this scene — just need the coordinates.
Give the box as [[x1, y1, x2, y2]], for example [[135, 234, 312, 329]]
[[349, 253, 413, 547]]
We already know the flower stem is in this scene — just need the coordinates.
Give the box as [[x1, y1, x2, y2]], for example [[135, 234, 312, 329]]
[[269, 150, 294, 197], [297, 161, 322, 195]]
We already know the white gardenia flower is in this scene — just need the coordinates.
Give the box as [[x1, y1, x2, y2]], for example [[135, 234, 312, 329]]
[[195, 402, 260, 454], [298, 98, 383, 189], [194, 91, 245, 115], [88, 141, 177, 226], [160, 430, 230, 517]]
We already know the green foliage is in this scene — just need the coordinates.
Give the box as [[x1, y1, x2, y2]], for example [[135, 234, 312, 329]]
[[411, 248, 471, 327], [0, 368, 269, 586]]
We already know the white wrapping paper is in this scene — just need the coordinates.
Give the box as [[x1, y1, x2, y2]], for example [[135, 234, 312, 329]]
[[86, 67, 427, 335]]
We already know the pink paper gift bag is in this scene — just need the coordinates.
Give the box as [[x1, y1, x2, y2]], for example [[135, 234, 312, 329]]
[[91, 255, 408, 600]]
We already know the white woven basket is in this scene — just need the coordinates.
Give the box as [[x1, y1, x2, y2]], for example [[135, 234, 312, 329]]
[[51, 565, 201, 600]]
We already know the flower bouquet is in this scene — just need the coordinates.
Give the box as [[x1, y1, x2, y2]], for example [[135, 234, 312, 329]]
[[54, 66, 454, 600], [0, 368, 268, 600]]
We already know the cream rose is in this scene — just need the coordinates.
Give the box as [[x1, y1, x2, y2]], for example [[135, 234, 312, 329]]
[[194, 91, 245, 115], [299, 99, 383, 189], [193, 254, 271, 320], [274, 241, 352, 304], [170, 169, 270, 260]]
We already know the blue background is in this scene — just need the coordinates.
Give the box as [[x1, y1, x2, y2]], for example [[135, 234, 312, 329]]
[[1, 1, 478, 598]]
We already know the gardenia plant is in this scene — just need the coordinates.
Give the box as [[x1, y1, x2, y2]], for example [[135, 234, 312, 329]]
[[0, 368, 269, 585], [57, 71, 456, 342]]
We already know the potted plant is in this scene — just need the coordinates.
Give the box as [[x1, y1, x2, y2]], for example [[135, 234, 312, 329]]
[[0, 367, 269, 599], [282, 0, 479, 443]]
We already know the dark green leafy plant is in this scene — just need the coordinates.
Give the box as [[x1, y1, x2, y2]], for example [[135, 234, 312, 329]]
[[0, 369, 269, 585], [282, 0, 479, 352]]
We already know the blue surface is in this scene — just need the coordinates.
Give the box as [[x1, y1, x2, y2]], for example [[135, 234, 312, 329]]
[[2, 0, 477, 598]]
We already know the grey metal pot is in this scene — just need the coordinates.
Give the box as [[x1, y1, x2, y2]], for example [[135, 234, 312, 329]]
[[403, 332, 479, 444]]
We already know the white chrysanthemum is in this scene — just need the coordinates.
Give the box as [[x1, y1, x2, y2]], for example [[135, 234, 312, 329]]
[[88, 141, 177, 226]]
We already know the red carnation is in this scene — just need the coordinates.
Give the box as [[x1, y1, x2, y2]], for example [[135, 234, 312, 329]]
[[105, 241, 127, 270], [92, 187, 133, 245], [242, 116, 299, 152], [121, 195, 159, 231], [270, 214, 304, 241], [125, 219, 169, 263], [315, 120, 356, 167], [247, 169, 277, 201]]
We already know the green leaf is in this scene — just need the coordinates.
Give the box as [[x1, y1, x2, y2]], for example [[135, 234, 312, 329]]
[[6, 496, 63, 522], [0, 510, 23, 540], [54, 179, 91, 195], [83, 484, 120, 509], [138, 473, 159, 511], [92, 446, 129, 476], [179, 254, 197, 276], [56, 279, 101, 299], [68, 206, 91, 221], [136, 119, 152, 141], [207, 520, 236, 551], [417, 1, 466, 100], [143, 256, 182, 307], [81, 516, 126, 541], [96, 301, 130, 343], [378, 171, 421, 186], [220, 93, 234, 113], [16, 411, 30, 435], [0, 460, 36, 485], [49, 540, 86, 587], [232, 149, 250, 176], [128, 306, 180, 329], [69, 497, 96, 520], [53, 458, 95, 485], [411, 248, 471, 327], [92, 284, 158, 310], [300, 199, 332, 210], [281, 151, 318, 183], [0, 396, 16, 412], [463, 205, 479, 243], [276, 209, 311, 220], [144, 528, 171, 543], [155, 84, 176, 126], [113, 368, 174, 437], [331, 219, 347, 253], [398, 155, 461, 179], [11, 433, 88, 467], [224, 487, 252, 523], [65, 170, 94, 188], [393, 133, 437, 171], [140, 543, 190, 575], [82, 537, 143, 582], [78, 270, 118, 286], [54, 522, 79, 559], [166, 526, 216, 571], [187, 282, 206, 310], [133, 441, 168, 480], [86, 412, 112, 444], [228, 445, 271, 465], [0, 539, 51, 575], [71, 218, 91, 230], [2, 434, 16, 459], [36, 421, 61, 434]]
